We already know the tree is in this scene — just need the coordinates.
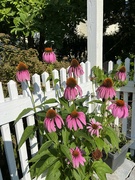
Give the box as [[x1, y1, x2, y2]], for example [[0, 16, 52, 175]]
[[103, 0, 135, 61], [0, 0, 86, 58]]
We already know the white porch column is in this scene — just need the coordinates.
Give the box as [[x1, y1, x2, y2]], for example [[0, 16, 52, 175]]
[[87, 0, 103, 68]]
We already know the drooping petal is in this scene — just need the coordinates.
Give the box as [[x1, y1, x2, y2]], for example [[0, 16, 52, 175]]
[[76, 119, 83, 129]]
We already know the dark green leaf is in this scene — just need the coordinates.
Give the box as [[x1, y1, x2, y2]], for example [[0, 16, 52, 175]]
[[74, 131, 94, 146], [14, 108, 33, 124], [59, 97, 70, 111], [46, 160, 61, 180], [43, 98, 58, 104], [36, 111, 46, 118], [47, 132, 58, 144], [37, 156, 58, 177], [77, 106, 88, 113], [60, 144, 72, 161], [38, 140, 53, 154], [54, 78, 59, 85], [92, 160, 112, 180], [62, 128, 70, 145], [29, 150, 50, 162], [75, 96, 89, 105], [95, 137, 104, 150], [89, 100, 103, 104], [72, 169, 81, 180], [18, 125, 35, 149], [104, 126, 119, 149]]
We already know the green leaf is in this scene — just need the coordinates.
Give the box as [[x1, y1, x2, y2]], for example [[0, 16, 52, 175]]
[[89, 100, 103, 104], [72, 169, 81, 180], [20, 13, 27, 23], [60, 144, 72, 161], [59, 97, 70, 111], [75, 96, 89, 105], [92, 160, 112, 180], [105, 114, 115, 124], [46, 160, 61, 180], [95, 137, 105, 150], [18, 125, 35, 149], [38, 140, 53, 154], [29, 150, 50, 162], [30, 159, 45, 178], [62, 128, 70, 145], [37, 156, 58, 177], [46, 76, 51, 82], [65, 177, 70, 180], [104, 126, 119, 149], [36, 111, 46, 118], [60, 109, 69, 119], [69, 103, 76, 112], [77, 106, 88, 113], [100, 103, 106, 115], [47, 132, 58, 144], [14, 108, 33, 124], [74, 131, 95, 146], [54, 78, 59, 85], [43, 98, 58, 104]]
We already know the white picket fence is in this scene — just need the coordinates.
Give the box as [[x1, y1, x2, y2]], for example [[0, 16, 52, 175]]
[[0, 59, 135, 180]]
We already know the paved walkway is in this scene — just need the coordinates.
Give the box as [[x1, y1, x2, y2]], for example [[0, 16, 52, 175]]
[[106, 159, 135, 180]]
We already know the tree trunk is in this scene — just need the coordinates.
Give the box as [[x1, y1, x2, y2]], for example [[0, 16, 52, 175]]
[[28, 35, 34, 48]]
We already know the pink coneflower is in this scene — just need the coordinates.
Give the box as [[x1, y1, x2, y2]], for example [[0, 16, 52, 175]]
[[87, 118, 102, 137], [108, 100, 129, 118], [96, 78, 116, 99], [68, 59, 84, 78], [70, 147, 86, 168], [64, 77, 82, 100], [42, 47, 56, 64], [44, 109, 64, 132], [16, 62, 30, 82], [116, 66, 126, 81], [66, 110, 86, 131]]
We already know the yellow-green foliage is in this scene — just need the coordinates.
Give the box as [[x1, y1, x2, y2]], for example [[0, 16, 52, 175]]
[[0, 33, 70, 96]]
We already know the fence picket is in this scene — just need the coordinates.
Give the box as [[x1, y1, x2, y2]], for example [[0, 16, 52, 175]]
[[0, 82, 4, 102], [108, 60, 113, 72], [1, 124, 19, 180], [52, 69, 61, 97], [85, 61, 91, 82], [41, 72, 50, 92], [1, 81, 19, 180], [26, 115, 38, 157], [131, 93, 135, 151], [0, 169, 3, 180], [122, 92, 128, 135], [60, 67, 67, 89], [32, 74, 42, 94], [125, 57, 130, 80], [117, 59, 122, 65], [7, 80, 31, 180], [80, 62, 86, 83], [133, 58, 135, 82]]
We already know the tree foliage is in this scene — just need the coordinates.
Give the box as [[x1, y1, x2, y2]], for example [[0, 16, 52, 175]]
[[0, 0, 86, 57], [104, 0, 135, 61]]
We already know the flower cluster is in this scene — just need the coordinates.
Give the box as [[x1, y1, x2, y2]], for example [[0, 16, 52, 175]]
[[15, 49, 129, 180]]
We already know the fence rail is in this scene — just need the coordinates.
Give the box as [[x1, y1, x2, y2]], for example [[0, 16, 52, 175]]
[[0, 59, 135, 179]]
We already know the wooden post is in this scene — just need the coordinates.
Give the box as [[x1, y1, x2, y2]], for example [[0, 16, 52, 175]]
[[87, 0, 103, 68]]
